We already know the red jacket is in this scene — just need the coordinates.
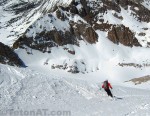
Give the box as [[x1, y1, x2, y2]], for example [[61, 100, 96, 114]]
[[102, 82, 112, 89]]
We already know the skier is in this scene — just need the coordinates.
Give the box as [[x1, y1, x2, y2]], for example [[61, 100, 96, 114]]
[[102, 80, 113, 98]]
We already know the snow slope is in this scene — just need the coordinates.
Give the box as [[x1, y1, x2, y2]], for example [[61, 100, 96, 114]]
[[15, 30, 150, 81], [0, 64, 150, 116]]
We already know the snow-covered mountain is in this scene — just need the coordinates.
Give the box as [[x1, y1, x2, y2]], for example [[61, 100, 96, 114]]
[[0, 0, 150, 73], [1, 0, 150, 115], [10, 0, 150, 73], [0, 0, 72, 45]]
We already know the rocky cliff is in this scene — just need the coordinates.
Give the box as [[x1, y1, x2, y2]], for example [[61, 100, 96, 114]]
[[0, 42, 25, 67]]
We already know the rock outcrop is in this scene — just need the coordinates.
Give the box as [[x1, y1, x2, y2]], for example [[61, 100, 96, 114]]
[[0, 42, 25, 67], [108, 25, 141, 47], [125, 75, 150, 85]]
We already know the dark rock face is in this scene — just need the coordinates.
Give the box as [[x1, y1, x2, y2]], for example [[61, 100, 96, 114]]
[[14, 29, 79, 53], [13, 20, 98, 53], [0, 42, 25, 67], [101, 0, 121, 13], [56, 8, 68, 21], [94, 23, 112, 31], [70, 21, 98, 44], [108, 25, 141, 47], [69, 5, 79, 14]]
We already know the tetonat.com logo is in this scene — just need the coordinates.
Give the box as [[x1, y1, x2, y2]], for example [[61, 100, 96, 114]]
[[0, 109, 71, 116]]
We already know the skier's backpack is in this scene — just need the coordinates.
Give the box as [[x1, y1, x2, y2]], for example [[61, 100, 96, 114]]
[[103, 81, 108, 89]]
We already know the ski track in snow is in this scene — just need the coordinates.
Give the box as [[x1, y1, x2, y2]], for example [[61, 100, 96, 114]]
[[0, 64, 150, 116]]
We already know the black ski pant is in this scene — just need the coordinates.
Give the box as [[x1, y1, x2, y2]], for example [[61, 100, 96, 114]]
[[104, 89, 113, 97]]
